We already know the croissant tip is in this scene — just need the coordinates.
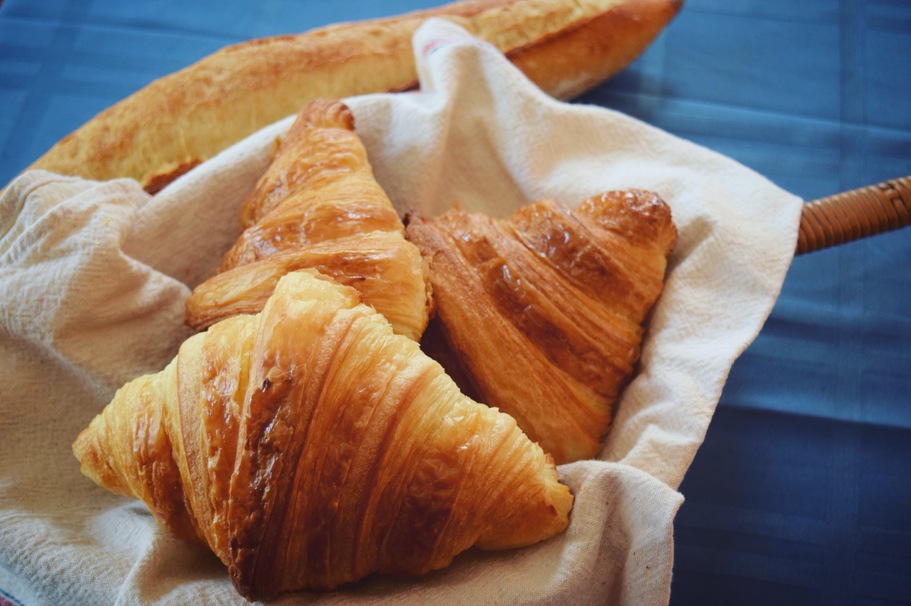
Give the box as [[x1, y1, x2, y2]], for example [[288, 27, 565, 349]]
[[295, 98, 355, 131], [71, 426, 95, 476]]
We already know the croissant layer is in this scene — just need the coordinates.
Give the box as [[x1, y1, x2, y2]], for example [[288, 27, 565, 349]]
[[74, 270, 572, 600], [406, 190, 676, 463], [186, 99, 430, 342]]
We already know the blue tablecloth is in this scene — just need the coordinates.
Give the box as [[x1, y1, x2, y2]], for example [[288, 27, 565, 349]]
[[1, 1, 908, 604]]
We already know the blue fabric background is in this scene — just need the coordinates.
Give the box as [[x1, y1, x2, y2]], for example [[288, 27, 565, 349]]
[[1, 1, 908, 604]]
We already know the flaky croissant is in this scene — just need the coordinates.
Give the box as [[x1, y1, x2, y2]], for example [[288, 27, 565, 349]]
[[405, 190, 677, 464], [74, 270, 572, 600], [185, 99, 430, 341]]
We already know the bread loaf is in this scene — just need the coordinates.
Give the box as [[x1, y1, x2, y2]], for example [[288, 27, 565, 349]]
[[21, 0, 681, 193]]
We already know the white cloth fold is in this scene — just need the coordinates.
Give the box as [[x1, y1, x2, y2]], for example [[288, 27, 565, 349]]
[[0, 18, 802, 606]]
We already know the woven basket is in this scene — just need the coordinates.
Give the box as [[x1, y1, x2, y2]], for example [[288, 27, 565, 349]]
[[797, 176, 911, 254]]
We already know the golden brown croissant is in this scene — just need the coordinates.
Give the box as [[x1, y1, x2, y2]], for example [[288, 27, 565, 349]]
[[405, 190, 677, 464], [185, 99, 430, 341], [74, 270, 572, 600]]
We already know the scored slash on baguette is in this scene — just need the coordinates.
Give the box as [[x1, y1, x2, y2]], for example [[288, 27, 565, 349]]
[[20, 0, 682, 193]]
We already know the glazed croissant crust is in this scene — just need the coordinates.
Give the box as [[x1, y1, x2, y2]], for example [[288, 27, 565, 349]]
[[406, 190, 677, 464], [74, 270, 572, 600], [185, 99, 430, 341]]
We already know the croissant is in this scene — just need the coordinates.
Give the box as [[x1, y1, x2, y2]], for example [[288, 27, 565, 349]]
[[405, 190, 677, 464], [185, 99, 430, 341], [74, 269, 573, 600]]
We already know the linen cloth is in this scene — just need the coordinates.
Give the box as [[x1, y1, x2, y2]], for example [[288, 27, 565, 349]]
[[0, 19, 802, 605]]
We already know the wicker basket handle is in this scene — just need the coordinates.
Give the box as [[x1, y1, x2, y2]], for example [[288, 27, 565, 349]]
[[796, 176, 911, 254]]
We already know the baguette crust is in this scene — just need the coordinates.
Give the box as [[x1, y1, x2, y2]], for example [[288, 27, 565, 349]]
[[21, 0, 681, 192]]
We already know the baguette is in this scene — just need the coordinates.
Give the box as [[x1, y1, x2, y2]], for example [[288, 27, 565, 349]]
[[21, 0, 681, 193]]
